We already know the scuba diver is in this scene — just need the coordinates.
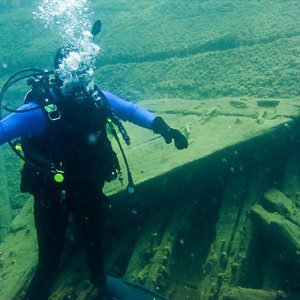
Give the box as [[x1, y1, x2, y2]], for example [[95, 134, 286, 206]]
[[0, 26, 188, 300]]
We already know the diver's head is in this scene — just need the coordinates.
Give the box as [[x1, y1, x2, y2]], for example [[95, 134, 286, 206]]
[[54, 44, 95, 100]]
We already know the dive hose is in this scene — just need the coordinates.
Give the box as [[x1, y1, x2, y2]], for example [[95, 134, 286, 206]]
[[0, 68, 135, 193]]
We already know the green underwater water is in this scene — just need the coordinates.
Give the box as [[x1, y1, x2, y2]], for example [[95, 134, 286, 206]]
[[0, 1, 300, 299], [0, 0, 300, 101]]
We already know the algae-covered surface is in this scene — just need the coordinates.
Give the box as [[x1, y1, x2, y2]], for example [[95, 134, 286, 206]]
[[1, 1, 300, 100], [1, 1, 300, 299]]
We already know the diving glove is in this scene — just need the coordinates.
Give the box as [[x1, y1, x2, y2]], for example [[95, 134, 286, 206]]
[[152, 117, 188, 150]]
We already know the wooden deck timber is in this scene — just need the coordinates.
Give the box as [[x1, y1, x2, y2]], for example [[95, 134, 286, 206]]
[[0, 96, 300, 299]]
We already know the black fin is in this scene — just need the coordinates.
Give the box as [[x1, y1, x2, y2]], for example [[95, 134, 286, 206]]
[[104, 275, 168, 300], [91, 20, 101, 39]]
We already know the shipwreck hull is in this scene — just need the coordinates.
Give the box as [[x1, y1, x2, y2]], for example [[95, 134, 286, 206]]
[[0, 97, 300, 299]]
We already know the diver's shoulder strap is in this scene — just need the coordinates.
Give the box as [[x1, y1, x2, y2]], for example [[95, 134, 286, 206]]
[[92, 86, 112, 112], [24, 86, 61, 121]]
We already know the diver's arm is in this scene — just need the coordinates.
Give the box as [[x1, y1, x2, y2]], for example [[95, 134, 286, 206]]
[[0, 103, 49, 145], [103, 91, 188, 150], [102, 91, 156, 129]]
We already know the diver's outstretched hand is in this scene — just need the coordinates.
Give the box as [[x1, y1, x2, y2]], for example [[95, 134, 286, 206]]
[[152, 116, 188, 150]]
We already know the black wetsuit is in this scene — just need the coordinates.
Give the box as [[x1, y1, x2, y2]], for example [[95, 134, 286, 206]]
[[23, 90, 123, 299]]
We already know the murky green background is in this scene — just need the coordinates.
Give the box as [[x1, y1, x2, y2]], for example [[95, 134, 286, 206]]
[[0, 1, 300, 299]]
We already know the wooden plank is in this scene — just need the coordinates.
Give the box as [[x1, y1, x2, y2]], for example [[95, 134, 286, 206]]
[[104, 97, 299, 196], [223, 287, 286, 300], [221, 169, 273, 289], [251, 204, 300, 266], [198, 175, 248, 298], [263, 187, 300, 227]]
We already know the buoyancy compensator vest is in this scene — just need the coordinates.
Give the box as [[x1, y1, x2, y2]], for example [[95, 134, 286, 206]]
[[1, 21, 135, 195], [20, 81, 121, 194]]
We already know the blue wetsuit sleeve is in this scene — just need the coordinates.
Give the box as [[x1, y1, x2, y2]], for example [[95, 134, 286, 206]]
[[102, 91, 156, 129], [0, 102, 49, 145]]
